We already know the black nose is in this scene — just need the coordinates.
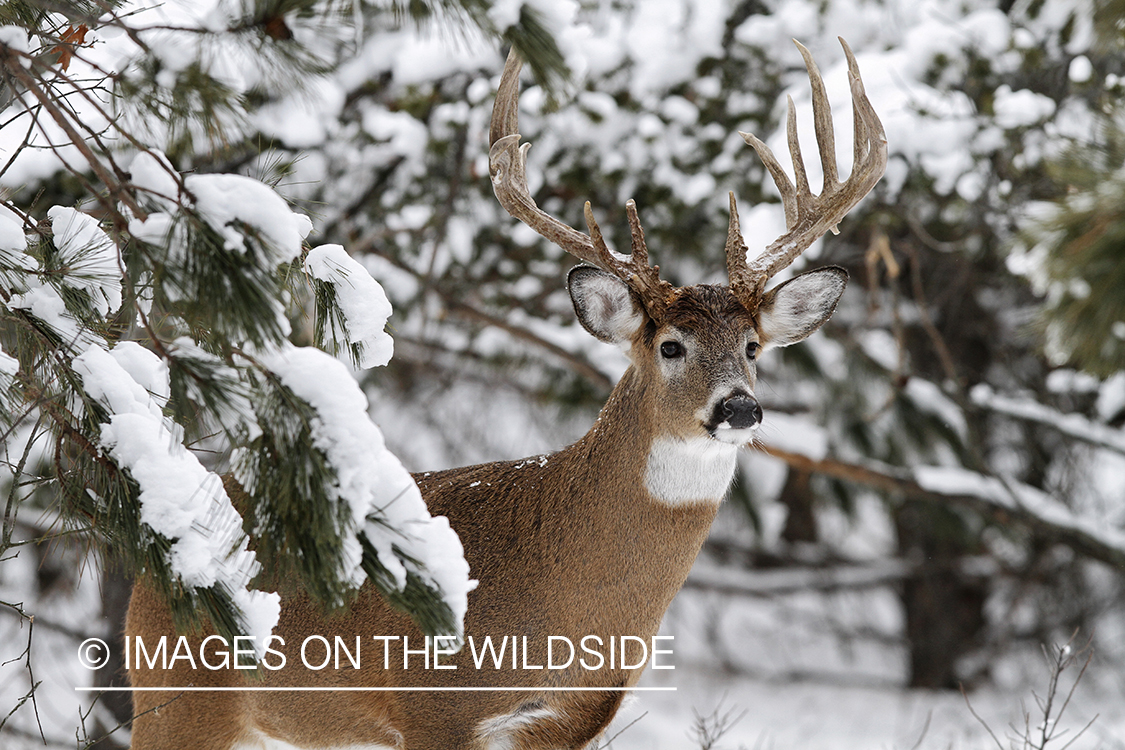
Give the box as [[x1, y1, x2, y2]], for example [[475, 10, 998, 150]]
[[716, 394, 763, 430]]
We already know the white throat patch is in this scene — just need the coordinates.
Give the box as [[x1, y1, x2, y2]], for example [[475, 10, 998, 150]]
[[644, 436, 737, 505]]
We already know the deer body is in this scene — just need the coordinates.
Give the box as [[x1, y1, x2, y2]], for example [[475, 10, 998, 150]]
[[128, 39, 885, 750]]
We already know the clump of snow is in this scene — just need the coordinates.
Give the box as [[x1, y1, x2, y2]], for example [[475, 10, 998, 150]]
[[109, 340, 170, 404], [0, 25, 31, 65], [1096, 372, 1125, 422], [256, 343, 474, 636], [858, 329, 900, 371], [129, 150, 181, 210], [183, 173, 312, 259], [6, 206, 122, 349], [1068, 55, 1093, 83], [47, 207, 123, 316], [8, 284, 99, 351], [0, 347, 16, 377], [0, 205, 26, 253], [127, 149, 313, 263], [1045, 368, 1100, 394], [906, 378, 967, 441], [304, 244, 395, 368], [993, 86, 1057, 129], [72, 343, 279, 657]]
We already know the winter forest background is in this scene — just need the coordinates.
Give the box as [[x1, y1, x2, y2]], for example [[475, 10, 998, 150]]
[[1, 0, 1124, 747]]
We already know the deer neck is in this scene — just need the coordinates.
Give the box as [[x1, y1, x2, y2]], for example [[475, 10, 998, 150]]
[[570, 366, 738, 508]]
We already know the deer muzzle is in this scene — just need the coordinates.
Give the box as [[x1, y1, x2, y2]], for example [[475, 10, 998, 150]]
[[707, 392, 763, 436]]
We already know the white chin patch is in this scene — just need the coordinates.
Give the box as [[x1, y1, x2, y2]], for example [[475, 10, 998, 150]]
[[710, 422, 758, 445]]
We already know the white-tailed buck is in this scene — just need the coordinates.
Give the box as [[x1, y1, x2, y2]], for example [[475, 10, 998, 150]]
[[128, 38, 885, 750]]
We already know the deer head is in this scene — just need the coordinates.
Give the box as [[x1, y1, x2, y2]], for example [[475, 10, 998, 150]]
[[489, 39, 887, 448]]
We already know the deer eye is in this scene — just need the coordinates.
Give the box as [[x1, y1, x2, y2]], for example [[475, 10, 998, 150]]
[[659, 341, 683, 359], [746, 341, 760, 360]]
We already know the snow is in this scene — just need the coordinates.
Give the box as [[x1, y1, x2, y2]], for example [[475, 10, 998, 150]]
[[0, 25, 31, 62], [72, 343, 279, 657], [914, 464, 1125, 555], [7, 283, 98, 351], [166, 336, 258, 437], [184, 172, 313, 259], [254, 78, 345, 148], [304, 244, 395, 368], [253, 344, 475, 635], [1069, 55, 1093, 83], [3, 0, 1125, 745], [906, 377, 968, 441], [617, 658, 1123, 749], [970, 383, 1125, 455], [127, 149, 312, 325], [47, 207, 123, 316], [0, 347, 15, 377], [1096, 373, 1125, 421], [757, 411, 829, 461], [993, 85, 1057, 129], [0, 205, 25, 253], [129, 150, 181, 209], [0, 345, 16, 409]]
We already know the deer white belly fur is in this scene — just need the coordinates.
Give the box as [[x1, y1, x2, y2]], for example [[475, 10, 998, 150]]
[[232, 735, 396, 750]]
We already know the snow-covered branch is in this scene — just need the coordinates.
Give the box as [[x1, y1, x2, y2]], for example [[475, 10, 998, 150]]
[[759, 444, 1125, 571], [970, 384, 1125, 456]]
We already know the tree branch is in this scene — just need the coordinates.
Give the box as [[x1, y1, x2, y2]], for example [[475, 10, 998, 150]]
[[757, 443, 1125, 570]]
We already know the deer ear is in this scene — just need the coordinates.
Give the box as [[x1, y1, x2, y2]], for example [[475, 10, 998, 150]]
[[758, 266, 847, 349], [568, 266, 646, 345]]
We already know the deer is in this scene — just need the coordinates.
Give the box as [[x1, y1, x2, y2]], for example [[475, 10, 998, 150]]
[[126, 38, 885, 750]]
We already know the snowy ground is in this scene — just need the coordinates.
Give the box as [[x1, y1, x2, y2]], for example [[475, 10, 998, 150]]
[[615, 665, 1125, 750], [604, 584, 1125, 750], [4, 552, 1125, 749]]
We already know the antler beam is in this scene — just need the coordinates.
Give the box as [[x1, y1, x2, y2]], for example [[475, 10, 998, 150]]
[[489, 49, 673, 319], [728, 37, 887, 309]]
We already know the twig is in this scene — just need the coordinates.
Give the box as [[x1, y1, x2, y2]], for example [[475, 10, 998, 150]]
[[1, 51, 143, 219], [961, 682, 1006, 750], [596, 710, 648, 749]]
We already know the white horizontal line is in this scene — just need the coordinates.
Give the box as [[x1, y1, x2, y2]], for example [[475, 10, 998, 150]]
[[77, 686, 676, 692]]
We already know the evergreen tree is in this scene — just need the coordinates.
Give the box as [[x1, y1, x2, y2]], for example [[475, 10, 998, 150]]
[[0, 0, 566, 721]]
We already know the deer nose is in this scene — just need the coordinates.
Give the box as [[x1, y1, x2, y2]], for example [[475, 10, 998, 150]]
[[716, 394, 763, 430]]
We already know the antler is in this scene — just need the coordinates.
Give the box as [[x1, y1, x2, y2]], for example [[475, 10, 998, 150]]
[[489, 49, 674, 319], [727, 37, 887, 309]]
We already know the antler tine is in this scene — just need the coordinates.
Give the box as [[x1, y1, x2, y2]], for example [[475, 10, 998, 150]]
[[725, 193, 757, 305], [795, 40, 839, 191], [738, 131, 798, 228], [728, 37, 887, 308], [489, 48, 673, 318], [785, 96, 812, 201], [624, 200, 671, 312]]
